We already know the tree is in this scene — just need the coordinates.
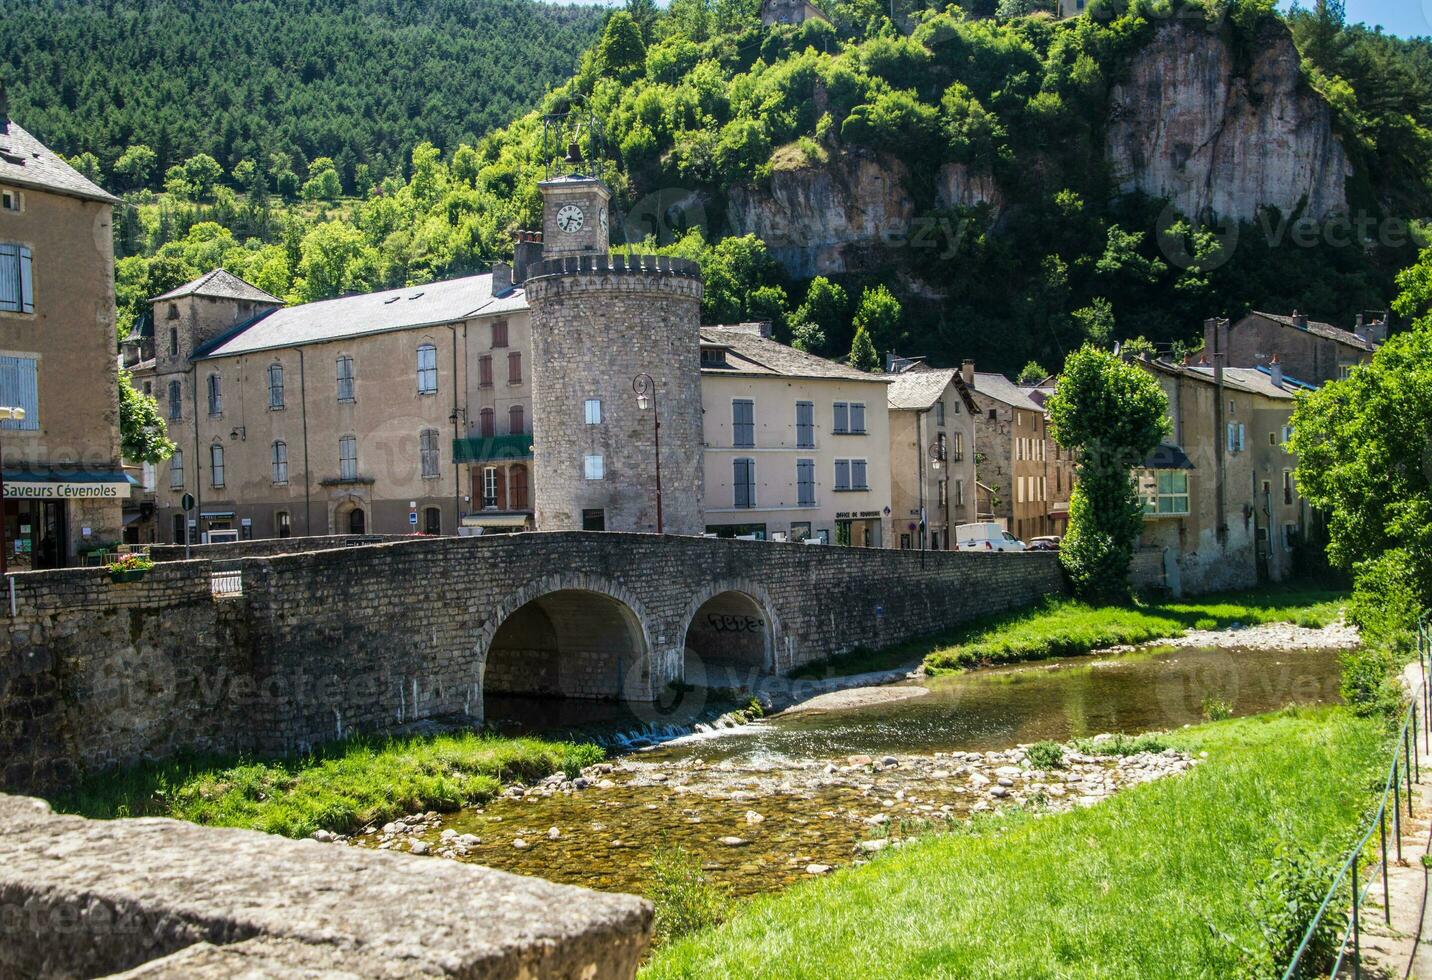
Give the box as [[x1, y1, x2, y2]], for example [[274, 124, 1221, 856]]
[[852, 284, 902, 357], [1046, 346, 1170, 602], [1017, 361, 1046, 385], [595, 11, 647, 81], [1072, 297, 1114, 346], [182, 153, 224, 200], [1290, 246, 1432, 641], [114, 145, 157, 189], [118, 370, 177, 463], [849, 324, 880, 372], [791, 277, 847, 355], [302, 158, 343, 201], [68, 151, 102, 183]]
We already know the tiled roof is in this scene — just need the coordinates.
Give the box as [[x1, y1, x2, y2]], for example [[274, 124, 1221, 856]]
[[700, 328, 888, 383], [1143, 359, 1300, 400], [1248, 311, 1377, 353], [968, 371, 1045, 413], [886, 368, 956, 410], [197, 272, 524, 359], [151, 269, 283, 305], [0, 118, 119, 204]]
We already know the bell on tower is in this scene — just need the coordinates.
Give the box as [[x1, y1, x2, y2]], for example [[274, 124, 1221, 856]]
[[565, 138, 584, 169]]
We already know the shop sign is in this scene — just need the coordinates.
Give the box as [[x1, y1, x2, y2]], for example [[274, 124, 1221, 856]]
[[3, 481, 129, 500]]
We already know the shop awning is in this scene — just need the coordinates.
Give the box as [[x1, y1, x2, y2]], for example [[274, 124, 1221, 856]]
[[1142, 444, 1196, 470], [452, 435, 534, 464], [461, 512, 530, 528], [2, 467, 137, 500]]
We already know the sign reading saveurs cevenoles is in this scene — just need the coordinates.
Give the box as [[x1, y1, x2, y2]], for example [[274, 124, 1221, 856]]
[[3, 482, 129, 500]]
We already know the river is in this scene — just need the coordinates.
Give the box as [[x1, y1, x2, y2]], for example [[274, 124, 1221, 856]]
[[355, 642, 1345, 898]]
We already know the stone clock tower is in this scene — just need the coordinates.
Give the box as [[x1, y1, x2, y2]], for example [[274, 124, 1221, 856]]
[[525, 173, 706, 536], [538, 175, 611, 258]]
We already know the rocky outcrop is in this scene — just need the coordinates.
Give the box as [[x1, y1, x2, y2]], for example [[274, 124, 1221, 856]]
[[936, 162, 1004, 214], [1106, 19, 1350, 221], [728, 147, 915, 278]]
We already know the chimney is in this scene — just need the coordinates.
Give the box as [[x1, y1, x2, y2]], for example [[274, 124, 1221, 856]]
[[0, 79, 8, 133], [491, 261, 512, 295], [511, 230, 543, 284], [961, 359, 974, 386], [884, 351, 894, 373], [1268, 354, 1283, 390], [725, 321, 772, 338], [1291, 310, 1308, 329], [1355, 311, 1388, 345]]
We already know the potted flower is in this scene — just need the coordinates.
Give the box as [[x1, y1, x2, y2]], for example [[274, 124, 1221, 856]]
[[107, 553, 155, 584]]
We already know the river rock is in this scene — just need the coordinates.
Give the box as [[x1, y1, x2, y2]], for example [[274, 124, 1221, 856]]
[[857, 839, 889, 853], [863, 814, 890, 826], [745, 811, 765, 825], [968, 772, 990, 788], [990, 786, 1010, 798], [547, 827, 561, 840], [997, 777, 1014, 788], [439, 829, 458, 841], [310, 830, 335, 843], [847, 755, 873, 767], [458, 834, 481, 847], [409, 840, 430, 855], [718, 837, 749, 847], [512, 838, 529, 850], [806, 864, 833, 875]]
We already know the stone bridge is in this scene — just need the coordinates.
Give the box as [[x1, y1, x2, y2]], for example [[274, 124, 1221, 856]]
[[2, 533, 1063, 792]]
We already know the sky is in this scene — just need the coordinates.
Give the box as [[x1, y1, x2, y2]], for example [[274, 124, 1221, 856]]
[[1297, 0, 1432, 37]]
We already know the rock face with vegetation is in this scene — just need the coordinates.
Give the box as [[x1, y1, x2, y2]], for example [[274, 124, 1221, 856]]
[[1106, 19, 1350, 221]]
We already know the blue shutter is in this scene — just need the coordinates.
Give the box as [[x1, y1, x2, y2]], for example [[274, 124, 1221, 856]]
[[835, 459, 850, 490], [18, 247, 33, 313], [833, 402, 848, 434], [853, 459, 867, 489], [0, 244, 17, 312], [0, 356, 39, 429]]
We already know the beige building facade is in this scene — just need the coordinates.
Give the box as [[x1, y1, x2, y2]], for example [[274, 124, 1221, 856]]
[[0, 98, 126, 567], [885, 368, 978, 550], [1207, 311, 1383, 386]]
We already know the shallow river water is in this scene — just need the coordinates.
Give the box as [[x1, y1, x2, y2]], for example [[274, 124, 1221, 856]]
[[359, 644, 1344, 898]]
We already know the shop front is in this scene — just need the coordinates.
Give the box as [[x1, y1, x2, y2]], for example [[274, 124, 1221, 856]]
[[2, 470, 131, 569]]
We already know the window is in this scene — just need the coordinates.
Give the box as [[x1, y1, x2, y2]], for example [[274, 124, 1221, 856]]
[[267, 362, 284, 409], [168, 380, 183, 421], [797, 458, 815, 507], [480, 407, 495, 438], [482, 466, 498, 506], [339, 435, 357, 481], [987, 408, 997, 421], [479, 355, 493, 387], [511, 465, 530, 509], [935, 400, 946, 427], [733, 399, 755, 448], [508, 351, 522, 384], [169, 327, 179, 356], [336, 355, 355, 402], [796, 401, 814, 448], [1016, 477, 1025, 504], [584, 398, 602, 424], [1226, 422, 1246, 453], [938, 479, 948, 509], [733, 458, 756, 508], [508, 405, 524, 435], [954, 479, 965, 508], [835, 459, 850, 491], [0, 189, 20, 212], [833, 402, 865, 435], [271, 441, 288, 484], [833, 402, 849, 434], [582, 509, 606, 531], [1283, 469, 1294, 506], [1144, 471, 1190, 516], [417, 344, 438, 394], [420, 428, 440, 478], [952, 431, 964, 460], [790, 521, 812, 543], [0, 355, 39, 429], [1281, 424, 1294, 444], [169, 451, 184, 489], [584, 454, 604, 480], [173, 514, 186, 544], [167, 304, 179, 321], [276, 511, 292, 538], [834, 459, 867, 490], [1282, 523, 1298, 551], [0, 243, 34, 313], [209, 444, 225, 487], [492, 320, 508, 349]]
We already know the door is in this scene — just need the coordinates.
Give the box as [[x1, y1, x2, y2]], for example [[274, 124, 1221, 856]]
[[349, 508, 366, 534], [423, 507, 441, 535], [36, 501, 67, 569]]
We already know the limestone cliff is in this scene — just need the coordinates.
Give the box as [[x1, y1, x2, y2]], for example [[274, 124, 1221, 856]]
[[1105, 19, 1350, 222]]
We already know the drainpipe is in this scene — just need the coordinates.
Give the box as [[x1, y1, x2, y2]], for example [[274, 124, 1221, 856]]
[[1212, 318, 1227, 545], [449, 323, 463, 533], [916, 409, 926, 552], [296, 348, 312, 535], [190, 362, 203, 538]]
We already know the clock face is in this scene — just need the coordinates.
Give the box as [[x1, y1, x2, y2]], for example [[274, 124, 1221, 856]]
[[555, 203, 585, 233], [599, 207, 608, 233]]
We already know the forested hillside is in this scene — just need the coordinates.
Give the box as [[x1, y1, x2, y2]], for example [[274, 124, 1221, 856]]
[[13, 0, 1430, 375], [0, 0, 602, 189]]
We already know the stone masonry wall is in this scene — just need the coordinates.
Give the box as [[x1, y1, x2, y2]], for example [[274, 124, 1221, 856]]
[[2, 533, 1064, 792], [148, 533, 411, 562]]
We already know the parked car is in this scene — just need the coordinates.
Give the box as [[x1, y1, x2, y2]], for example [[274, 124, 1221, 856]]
[[954, 522, 1026, 552], [1027, 535, 1062, 551]]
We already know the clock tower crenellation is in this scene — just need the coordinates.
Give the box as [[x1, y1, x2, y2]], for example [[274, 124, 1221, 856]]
[[537, 175, 611, 259]]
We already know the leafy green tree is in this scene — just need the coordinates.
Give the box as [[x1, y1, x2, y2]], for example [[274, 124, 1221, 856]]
[[293, 221, 380, 302], [849, 324, 880, 372], [231, 158, 257, 188], [118, 370, 177, 463], [595, 11, 647, 81], [302, 158, 343, 201], [1017, 361, 1046, 385], [68, 151, 102, 183], [1046, 346, 1170, 602], [114, 145, 157, 189], [1072, 297, 1115, 346], [182, 153, 224, 200], [852, 284, 902, 356], [792, 277, 847, 354]]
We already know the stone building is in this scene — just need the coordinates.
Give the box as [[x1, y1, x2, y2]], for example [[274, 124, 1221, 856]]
[[0, 93, 127, 567], [759, 0, 832, 27], [1134, 358, 1305, 594], [699, 323, 892, 546], [884, 367, 979, 550], [1206, 310, 1383, 385]]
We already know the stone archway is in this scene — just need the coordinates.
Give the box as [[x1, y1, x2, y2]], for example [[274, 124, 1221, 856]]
[[679, 581, 781, 686]]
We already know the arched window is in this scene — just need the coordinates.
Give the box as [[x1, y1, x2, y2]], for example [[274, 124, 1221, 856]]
[[167, 380, 182, 421], [479, 407, 495, 438], [271, 440, 289, 484], [209, 443, 225, 487], [416, 344, 438, 394], [168, 450, 184, 489], [508, 405, 524, 435], [206, 373, 221, 416], [339, 435, 358, 481], [419, 428, 440, 478], [268, 362, 285, 409]]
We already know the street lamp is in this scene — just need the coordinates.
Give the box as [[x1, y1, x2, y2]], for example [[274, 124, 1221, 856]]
[[0, 406, 27, 577], [632, 373, 663, 534]]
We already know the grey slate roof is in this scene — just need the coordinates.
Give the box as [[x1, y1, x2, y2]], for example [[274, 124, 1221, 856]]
[[0, 118, 119, 204], [700, 327, 888, 384], [199, 272, 524, 359], [885, 368, 956, 410], [969, 371, 1045, 413], [151, 269, 283, 305], [1143, 359, 1300, 400], [1248, 311, 1377, 353]]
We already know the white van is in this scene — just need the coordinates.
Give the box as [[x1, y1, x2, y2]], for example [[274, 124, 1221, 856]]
[[955, 522, 1026, 552]]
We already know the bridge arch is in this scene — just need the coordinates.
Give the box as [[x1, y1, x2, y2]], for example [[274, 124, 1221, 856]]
[[678, 580, 784, 685], [478, 574, 655, 720]]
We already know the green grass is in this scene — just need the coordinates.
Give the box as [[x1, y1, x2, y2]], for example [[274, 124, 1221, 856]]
[[643, 706, 1383, 979], [922, 585, 1347, 672], [55, 731, 604, 839]]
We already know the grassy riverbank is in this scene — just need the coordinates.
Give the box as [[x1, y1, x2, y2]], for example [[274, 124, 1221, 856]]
[[643, 705, 1382, 978], [57, 732, 603, 839]]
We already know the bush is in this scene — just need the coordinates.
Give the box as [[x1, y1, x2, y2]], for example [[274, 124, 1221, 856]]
[[648, 844, 728, 944], [1025, 741, 1066, 769], [1202, 697, 1233, 722], [1071, 732, 1169, 756], [1237, 841, 1344, 978], [1338, 645, 1403, 718]]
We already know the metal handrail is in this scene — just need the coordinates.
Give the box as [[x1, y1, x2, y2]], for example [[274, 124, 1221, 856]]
[[1281, 618, 1431, 979]]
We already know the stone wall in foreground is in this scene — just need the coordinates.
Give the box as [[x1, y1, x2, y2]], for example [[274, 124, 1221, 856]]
[[1, 533, 1064, 793]]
